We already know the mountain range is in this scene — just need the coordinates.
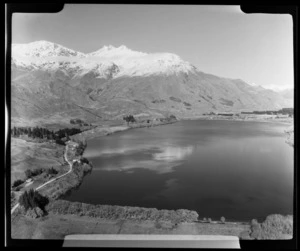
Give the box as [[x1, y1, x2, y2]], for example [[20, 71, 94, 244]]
[[11, 40, 293, 126]]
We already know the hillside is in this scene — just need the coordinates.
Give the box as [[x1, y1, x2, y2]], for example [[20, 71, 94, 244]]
[[11, 41, 293, 126]]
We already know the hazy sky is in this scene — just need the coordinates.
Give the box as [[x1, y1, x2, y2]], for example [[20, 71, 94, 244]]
[[12, 4, 293, 91]]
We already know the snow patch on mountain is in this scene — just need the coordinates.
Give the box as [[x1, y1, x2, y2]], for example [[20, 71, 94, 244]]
[[12, 40, 86, 58], [12, 41, 196, 78]]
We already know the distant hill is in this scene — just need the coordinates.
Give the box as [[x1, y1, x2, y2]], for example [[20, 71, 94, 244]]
[[278, 88, 294, 100], [11, 41, 293, 126]]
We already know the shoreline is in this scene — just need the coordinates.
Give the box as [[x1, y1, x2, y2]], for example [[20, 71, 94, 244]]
[[55, 116, 293, 223], [11, 117, 293, 239]]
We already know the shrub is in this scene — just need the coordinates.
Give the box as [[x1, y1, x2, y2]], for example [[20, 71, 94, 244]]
[[80, 157, 89, 164], [19, 189, 49, 211], [123, 115, 136, 124], [12, 179, 24, 188], [169, 114, 177, 120], [239, 230, 251, 240], [250, 223, 263, 239], [249, 214, 293, 239], [75, 142, 86, 156], [169, 96, 181, 102], [47, 167, 58, 175], [251, 219, 259, 226], [25, 169, 33, 179], [220, 216, 226, 223], [25, 168, 44, 179], [55, 139, 65, 145], [183, 102, 191, 107]]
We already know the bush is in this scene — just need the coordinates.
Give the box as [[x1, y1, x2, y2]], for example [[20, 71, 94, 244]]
[[239, 230, 251, 240], [251, 219, 259, 225], [25, 168, 44, 179], [249, 214, 293, 239], [25, 170, 32, 179], [220, 216, 226, 223], [47, 167, 58, 175], [12, 179, 24, 188], [19, 189, 49, 211], [80, 157, 90, 164], [55, 139, 65, 145], [75, 142, 86, 156], [123, 115, 136, 124]]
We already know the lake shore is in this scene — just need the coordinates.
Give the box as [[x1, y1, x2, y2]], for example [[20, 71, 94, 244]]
[[70, 118, 178, 142], [183, 114, 293, 124], [11, 117, 293, 239], [11, 212, 250, 239]]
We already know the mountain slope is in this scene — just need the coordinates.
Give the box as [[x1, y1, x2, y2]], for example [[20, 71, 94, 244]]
[[11, 41, 293, 125]]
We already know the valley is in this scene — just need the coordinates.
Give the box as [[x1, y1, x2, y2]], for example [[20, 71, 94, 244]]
[[9, 41, 294, 241], [11, 41, 293, 127]]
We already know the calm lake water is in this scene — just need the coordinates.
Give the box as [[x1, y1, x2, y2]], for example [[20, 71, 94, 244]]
[[64, 120, 293, 222]]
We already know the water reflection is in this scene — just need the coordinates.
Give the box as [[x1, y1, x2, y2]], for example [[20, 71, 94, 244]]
[[98, 145, 195, 174], [65, 120, 293, 221], [153, 145, 194, 161]]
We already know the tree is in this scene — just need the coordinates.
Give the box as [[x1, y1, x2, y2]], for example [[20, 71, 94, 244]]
[[28, 128, 32, 137], [65, 132, 70, 141], [123, 115, 136, 125], [25, 169, 32, 179], [251, 219, 259, 226], [19, 189, 49, 211], [220, 216, 226, 224], [12, 179, 24, 188], [25, 168, 44, 179], [169, 114, 177, 120], [47, 167, 58, 175]]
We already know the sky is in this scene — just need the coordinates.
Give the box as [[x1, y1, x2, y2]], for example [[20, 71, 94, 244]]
[[12, 4, 293, 91]]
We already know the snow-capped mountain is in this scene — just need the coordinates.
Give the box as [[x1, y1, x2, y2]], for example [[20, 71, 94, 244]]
[[12, 41, 196, 78], [12, 40, 86, 58], [11, 40, 293, 126]]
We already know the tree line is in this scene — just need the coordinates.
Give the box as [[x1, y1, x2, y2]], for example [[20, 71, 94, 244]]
[[11, 126, 82, 145], [241, 108, 293, 115]]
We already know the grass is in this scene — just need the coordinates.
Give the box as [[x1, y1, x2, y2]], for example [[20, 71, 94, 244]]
[[11, 212, 250, 239], [46, 200, 199, 223], [11, 137, 65, 183]]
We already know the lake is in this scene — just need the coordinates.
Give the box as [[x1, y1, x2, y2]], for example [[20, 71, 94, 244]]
[[63, 120, 293, 222]]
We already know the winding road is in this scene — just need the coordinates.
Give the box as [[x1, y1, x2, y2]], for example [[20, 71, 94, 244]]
[[11, 144, 73, 215]]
